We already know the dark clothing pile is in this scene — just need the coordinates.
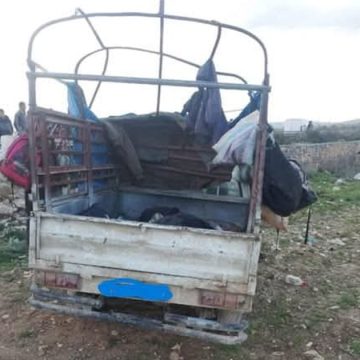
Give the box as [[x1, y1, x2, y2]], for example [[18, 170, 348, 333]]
[[262, 138, 317, 217], [139, 207, 214, 230], [79, 204, 110, 218]]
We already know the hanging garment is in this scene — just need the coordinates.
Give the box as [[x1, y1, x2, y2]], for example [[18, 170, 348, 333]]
[[181, 59, 228, 145], [228, 91, 261, 129], [102, 120, 143, 181], [212, 110, 259, 167], [67, 82, 99, 122], [66, 82, 110, 172], [262, 138, 304, 217], [289, 160, 318, 211]]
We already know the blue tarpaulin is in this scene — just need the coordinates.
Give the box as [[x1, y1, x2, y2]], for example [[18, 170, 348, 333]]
[[67, 82, 99, 123]]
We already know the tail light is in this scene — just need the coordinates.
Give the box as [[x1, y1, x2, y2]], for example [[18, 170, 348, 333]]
[[35, 270, 80, 290]]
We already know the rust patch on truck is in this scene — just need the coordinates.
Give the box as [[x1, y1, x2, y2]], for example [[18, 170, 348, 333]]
[[199, 290, 244, 310]]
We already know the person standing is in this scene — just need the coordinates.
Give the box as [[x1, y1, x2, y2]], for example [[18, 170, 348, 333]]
[[14, 101, 27, 134], [0, 109, 14, 149]]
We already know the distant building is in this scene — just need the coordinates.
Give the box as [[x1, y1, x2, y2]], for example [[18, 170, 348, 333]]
[[284, 118, 309, 133]]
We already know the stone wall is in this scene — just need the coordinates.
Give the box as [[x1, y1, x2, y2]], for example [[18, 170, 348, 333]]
[[281, 141, 360, 176]]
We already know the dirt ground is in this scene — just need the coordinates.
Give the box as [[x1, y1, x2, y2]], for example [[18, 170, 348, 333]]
[[0, 175, 359, 360]]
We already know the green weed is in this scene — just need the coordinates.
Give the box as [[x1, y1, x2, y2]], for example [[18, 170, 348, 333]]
[[337, 291, 359, 310], [17, 329, 35, 339], [350, 339, 360, 355], [0, 223, 27, 271], [308, 171, 360, 213]]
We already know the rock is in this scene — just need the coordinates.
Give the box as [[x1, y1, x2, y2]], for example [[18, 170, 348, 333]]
[[304, 350, 324, 360], [23, 271, 32, 278], [306, 342, 313, 348], [38, 345, 48, 357], [169, 343, 181, 360], [169, 352, 180, 360], [354, 173, 360, 180], [335, 179, 345, 185], [271, 352, 285, 356], [329, 305, 340, 310], [0, 202, 16, 215], [328, 239, 345, 246], [1, 314, 9, 320], [171, 344, 181, 351], [307, 236, 317, 246], [285, 275, 304, 286], [110, 330, 118, 336]]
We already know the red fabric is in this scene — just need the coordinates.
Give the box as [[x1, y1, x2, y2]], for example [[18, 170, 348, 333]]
[[0, 134, 31, 190]]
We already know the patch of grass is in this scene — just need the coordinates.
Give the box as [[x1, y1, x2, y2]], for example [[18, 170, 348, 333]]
[[17, 329, 35, 339], [252, 299, 292, 330], [309, 171, 360, 213], [213, 344, 248, 360], [292, 333, 306, 347], [214, 344, 242, 355], [319, 280, 335, 295], [350, 340, 360, 355], [107, 337, 119, 348], [0, 223, 27, 271], [4, 227, 26, 242], [305, 309, 328, 329], [0, 245, 27, 271], [337, 291, 359, 310]]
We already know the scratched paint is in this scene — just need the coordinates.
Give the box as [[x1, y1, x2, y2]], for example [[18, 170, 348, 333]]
[[98, 278, 173, 302]]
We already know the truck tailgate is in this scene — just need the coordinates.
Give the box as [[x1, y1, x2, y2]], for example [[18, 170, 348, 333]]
[[30, 212, 261, 311]]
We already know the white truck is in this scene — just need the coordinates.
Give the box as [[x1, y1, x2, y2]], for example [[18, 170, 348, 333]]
[[26, 5, 270, 344]]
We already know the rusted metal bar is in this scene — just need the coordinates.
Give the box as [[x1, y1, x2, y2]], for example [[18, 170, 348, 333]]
[[74, 46, 248, 84], [28, 113, 40, 210], [40, 118, 52, 211], [75, 8, 109, 109], [142, 163, 229, 179], [209, 26, 222, 60], [27, 12, 268, 78], [29, 72, 269, 91], [246, 74, 269, 233], [86, 122, 94, 205], [156, 0, 165, 114]]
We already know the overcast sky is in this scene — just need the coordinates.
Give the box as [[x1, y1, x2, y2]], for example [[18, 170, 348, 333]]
[[1, 0, 360, 123]]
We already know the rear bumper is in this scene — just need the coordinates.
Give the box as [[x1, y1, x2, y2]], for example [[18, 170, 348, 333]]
[[30, 283, 248, 345]]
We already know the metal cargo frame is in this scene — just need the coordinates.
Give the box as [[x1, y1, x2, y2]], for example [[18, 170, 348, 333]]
[[27, 4, 270, 233]]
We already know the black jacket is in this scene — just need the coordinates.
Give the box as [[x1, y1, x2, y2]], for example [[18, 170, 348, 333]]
[[0, 115, 14, 136]]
